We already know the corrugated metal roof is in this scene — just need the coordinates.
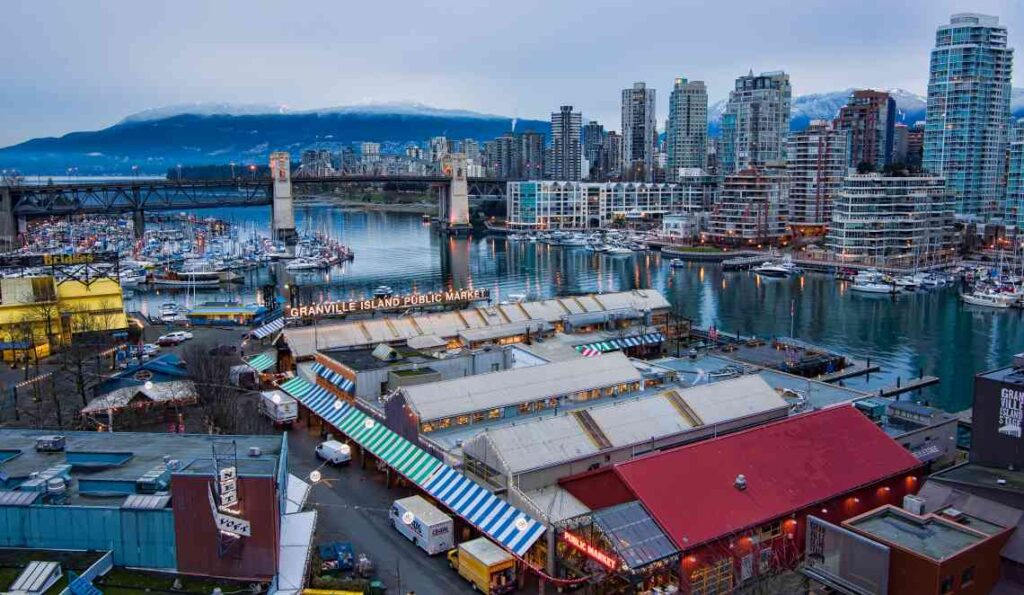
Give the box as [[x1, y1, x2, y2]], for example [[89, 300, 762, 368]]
[[465, 375, 786, 475], [282, 290, 670, 357], [0, 490, 41, 506], [600, 406, 922, 550], [122, 493, 171, 509], [403, 351, 641, 422]]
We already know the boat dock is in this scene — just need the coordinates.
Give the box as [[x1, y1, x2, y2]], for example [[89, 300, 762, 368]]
[[818, 359, 881, 382], [874, 375, 941, 398], [722, 255, 769, 271]]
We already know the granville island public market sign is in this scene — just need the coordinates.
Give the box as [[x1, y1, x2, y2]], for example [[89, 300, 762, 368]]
[[286, 288, 490, 318]]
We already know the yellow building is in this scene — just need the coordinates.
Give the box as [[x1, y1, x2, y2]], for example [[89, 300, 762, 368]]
[[0, 276, 128, 360]]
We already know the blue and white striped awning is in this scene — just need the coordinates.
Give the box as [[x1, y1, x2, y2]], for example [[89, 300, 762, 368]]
[[423, 465, 546, 557], [252, 316, 286, 339], [311, 362, 355, 393], [245, 352, 278, 372], [575, 332, 665, 354], [278, 376, 544, 557]]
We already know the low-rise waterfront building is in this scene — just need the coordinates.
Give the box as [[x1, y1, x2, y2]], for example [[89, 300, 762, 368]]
[[705, 167, 790, 246], [506, 181, 698, 230], [855, 398, 960, 469], [277, 290, 672, 360], [825, 174, 956, 267]]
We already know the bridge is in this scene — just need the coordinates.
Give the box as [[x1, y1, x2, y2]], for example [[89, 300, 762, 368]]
[[0, 152, 506, 242]]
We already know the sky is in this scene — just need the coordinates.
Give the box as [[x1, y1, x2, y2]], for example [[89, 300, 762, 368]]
[[2, 0, 1022, 147]]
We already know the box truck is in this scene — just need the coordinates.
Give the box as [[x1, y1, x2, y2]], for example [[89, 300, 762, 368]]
[[447, 537, 516, 594], [389, 495, 454, 555], [259, 390, 298, 425]]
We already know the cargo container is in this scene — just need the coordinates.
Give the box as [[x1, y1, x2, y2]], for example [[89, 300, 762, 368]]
[[259, 390, 298, 425], [447, 537, 516, 594], [389, 495, 454, 555]]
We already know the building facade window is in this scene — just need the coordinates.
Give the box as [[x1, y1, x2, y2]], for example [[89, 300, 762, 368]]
[[690, 558, 733, 595]]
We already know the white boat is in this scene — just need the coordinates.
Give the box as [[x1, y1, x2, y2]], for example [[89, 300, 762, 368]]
[[119, 269, 145, 287], [561, 233, 589, 247], [752, 262, 792, 278], [669, 259, 687, 269], [286, 257, 328, 271], [894, 275, 920, 291], [604, 245, 633, 256], [151, 272, 220, 287], [961, 291, 1014, 309], [850, 271, 898, 294], [373, 285, 394, 298]]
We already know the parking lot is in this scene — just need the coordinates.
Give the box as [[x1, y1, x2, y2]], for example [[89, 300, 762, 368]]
[[287, 428, 478, 594]]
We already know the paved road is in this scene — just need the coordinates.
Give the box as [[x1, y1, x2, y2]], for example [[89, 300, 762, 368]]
[[287, 428, 478, 595]]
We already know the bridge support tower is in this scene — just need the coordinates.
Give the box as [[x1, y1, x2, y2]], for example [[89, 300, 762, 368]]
[[438, 153, 472, 236], [270, 152, 298, 245], [0, 188, 15, 247]]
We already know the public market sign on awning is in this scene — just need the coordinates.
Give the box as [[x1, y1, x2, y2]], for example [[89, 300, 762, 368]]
[[278, 376, 545, 557], [311, 362, 354, 393], [575, 332, 665, 357]]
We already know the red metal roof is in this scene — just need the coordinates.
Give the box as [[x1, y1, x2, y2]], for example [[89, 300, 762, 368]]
[[607, 406, 922, 550]]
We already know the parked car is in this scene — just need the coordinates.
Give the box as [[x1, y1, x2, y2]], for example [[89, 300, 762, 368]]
[[156, 331, 190, 346], [142, 344, 160, 356], [208, 344, 238, 356], [315, 440, 352, 465]]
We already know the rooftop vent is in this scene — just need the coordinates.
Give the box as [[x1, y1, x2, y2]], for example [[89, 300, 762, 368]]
[[941, 507, 966, 522], [34, 435, 65, 452], [734, 474, 747, 491], [248, 446, 262, 457]]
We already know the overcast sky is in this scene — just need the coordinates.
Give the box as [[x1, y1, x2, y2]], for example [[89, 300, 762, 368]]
[[2, 0, 1021, 147]]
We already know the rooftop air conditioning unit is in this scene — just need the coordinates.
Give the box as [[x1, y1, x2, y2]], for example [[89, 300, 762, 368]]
[[903, 494, 926, 515], [34, 435, 66, 452], [249, 446, 262, 457]]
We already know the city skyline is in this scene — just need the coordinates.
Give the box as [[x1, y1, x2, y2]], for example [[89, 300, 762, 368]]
[[1, 0, 1022, 147]]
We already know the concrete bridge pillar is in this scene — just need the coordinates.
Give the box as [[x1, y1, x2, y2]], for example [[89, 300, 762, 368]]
[[0, 188, 15, 247], [440, 153, 471, 235], [270, 152, 298, 245], [132, 209, 145, 239]]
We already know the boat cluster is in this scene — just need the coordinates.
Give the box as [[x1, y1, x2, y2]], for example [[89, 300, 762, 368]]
[[840, 269, 953, 295], [957, 264, 1024, 309], [506, 230, 654, 255]]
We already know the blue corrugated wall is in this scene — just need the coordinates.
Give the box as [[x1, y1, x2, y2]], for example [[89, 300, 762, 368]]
[[0, 505, 176, 568]]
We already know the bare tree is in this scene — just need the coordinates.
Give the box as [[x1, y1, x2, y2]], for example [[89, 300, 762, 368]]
[[181, 342, 263, 434]]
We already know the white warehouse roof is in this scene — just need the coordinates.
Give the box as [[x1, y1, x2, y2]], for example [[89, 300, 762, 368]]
[[402, 351, 642, 422]]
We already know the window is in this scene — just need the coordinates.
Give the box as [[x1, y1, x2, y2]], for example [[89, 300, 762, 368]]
[[490, 363, 500, 372], [456, 415, 470, 426], [759, 548, 773, 573], [487, 408, 502, 420], [961, 566, 974, 586], [519, 402, 535, 414], [690, 558, 733, 595], [757, 521, 782, 542], [941, 576, 953, 593]]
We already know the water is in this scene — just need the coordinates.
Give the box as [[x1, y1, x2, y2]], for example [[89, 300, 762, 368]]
[[125, 204, 1024, 413]]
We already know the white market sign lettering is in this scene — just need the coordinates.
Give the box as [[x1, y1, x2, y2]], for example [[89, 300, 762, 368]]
[[286, 288, 490, 318], [208, 467, 251, 537]]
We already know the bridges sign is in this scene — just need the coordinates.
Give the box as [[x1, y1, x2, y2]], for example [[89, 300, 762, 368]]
[[286, 288, 490, 318]]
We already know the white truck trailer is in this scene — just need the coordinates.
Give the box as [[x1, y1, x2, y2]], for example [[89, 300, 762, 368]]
[[389, 495, 455, 555]]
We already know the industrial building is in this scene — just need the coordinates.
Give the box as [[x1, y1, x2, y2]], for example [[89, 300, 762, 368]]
[[826, 174, 956, 267], [277, 290, 672, 359], [558, 406, 923, 593], [0, 430, 313, 589]]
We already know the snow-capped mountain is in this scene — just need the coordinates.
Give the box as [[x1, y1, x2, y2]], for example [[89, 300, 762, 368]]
[[120, 101, 508, 125], [121, 102, 290, 124], [710, 88, 930, 134]]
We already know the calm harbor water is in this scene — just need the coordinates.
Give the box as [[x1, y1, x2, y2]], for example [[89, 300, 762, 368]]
[[126, 204, 1024, 413]]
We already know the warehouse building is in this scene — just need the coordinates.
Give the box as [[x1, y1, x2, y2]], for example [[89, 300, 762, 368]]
[[0, 430, 313, 589], [277, 290, 671, 360], [558, 406, 923, 593]]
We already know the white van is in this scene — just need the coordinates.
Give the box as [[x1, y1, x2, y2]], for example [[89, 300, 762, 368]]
[[315, 440, 352, 465], [390, 495, 455, 555], [259, 390, 298, 425]]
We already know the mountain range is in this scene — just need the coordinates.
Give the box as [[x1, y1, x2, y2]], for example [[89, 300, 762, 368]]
[[2, 90, 1023, 174]]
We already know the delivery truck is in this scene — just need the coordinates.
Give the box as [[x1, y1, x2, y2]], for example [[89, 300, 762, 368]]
[[389, 496, 454, 555], [447, 537, 516, 594], [259, 390, 298, 425]]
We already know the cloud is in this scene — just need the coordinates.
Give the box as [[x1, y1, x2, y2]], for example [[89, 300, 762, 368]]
[[1, 0, 1021, 146]]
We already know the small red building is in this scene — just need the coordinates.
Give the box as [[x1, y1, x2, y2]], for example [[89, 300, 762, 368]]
[[560, 406, 924, 593]]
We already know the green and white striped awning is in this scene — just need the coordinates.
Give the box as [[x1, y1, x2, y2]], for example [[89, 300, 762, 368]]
[[278, 376, 545, 556], [574, 332, 665, 356], [245, 352, 277, 372]]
